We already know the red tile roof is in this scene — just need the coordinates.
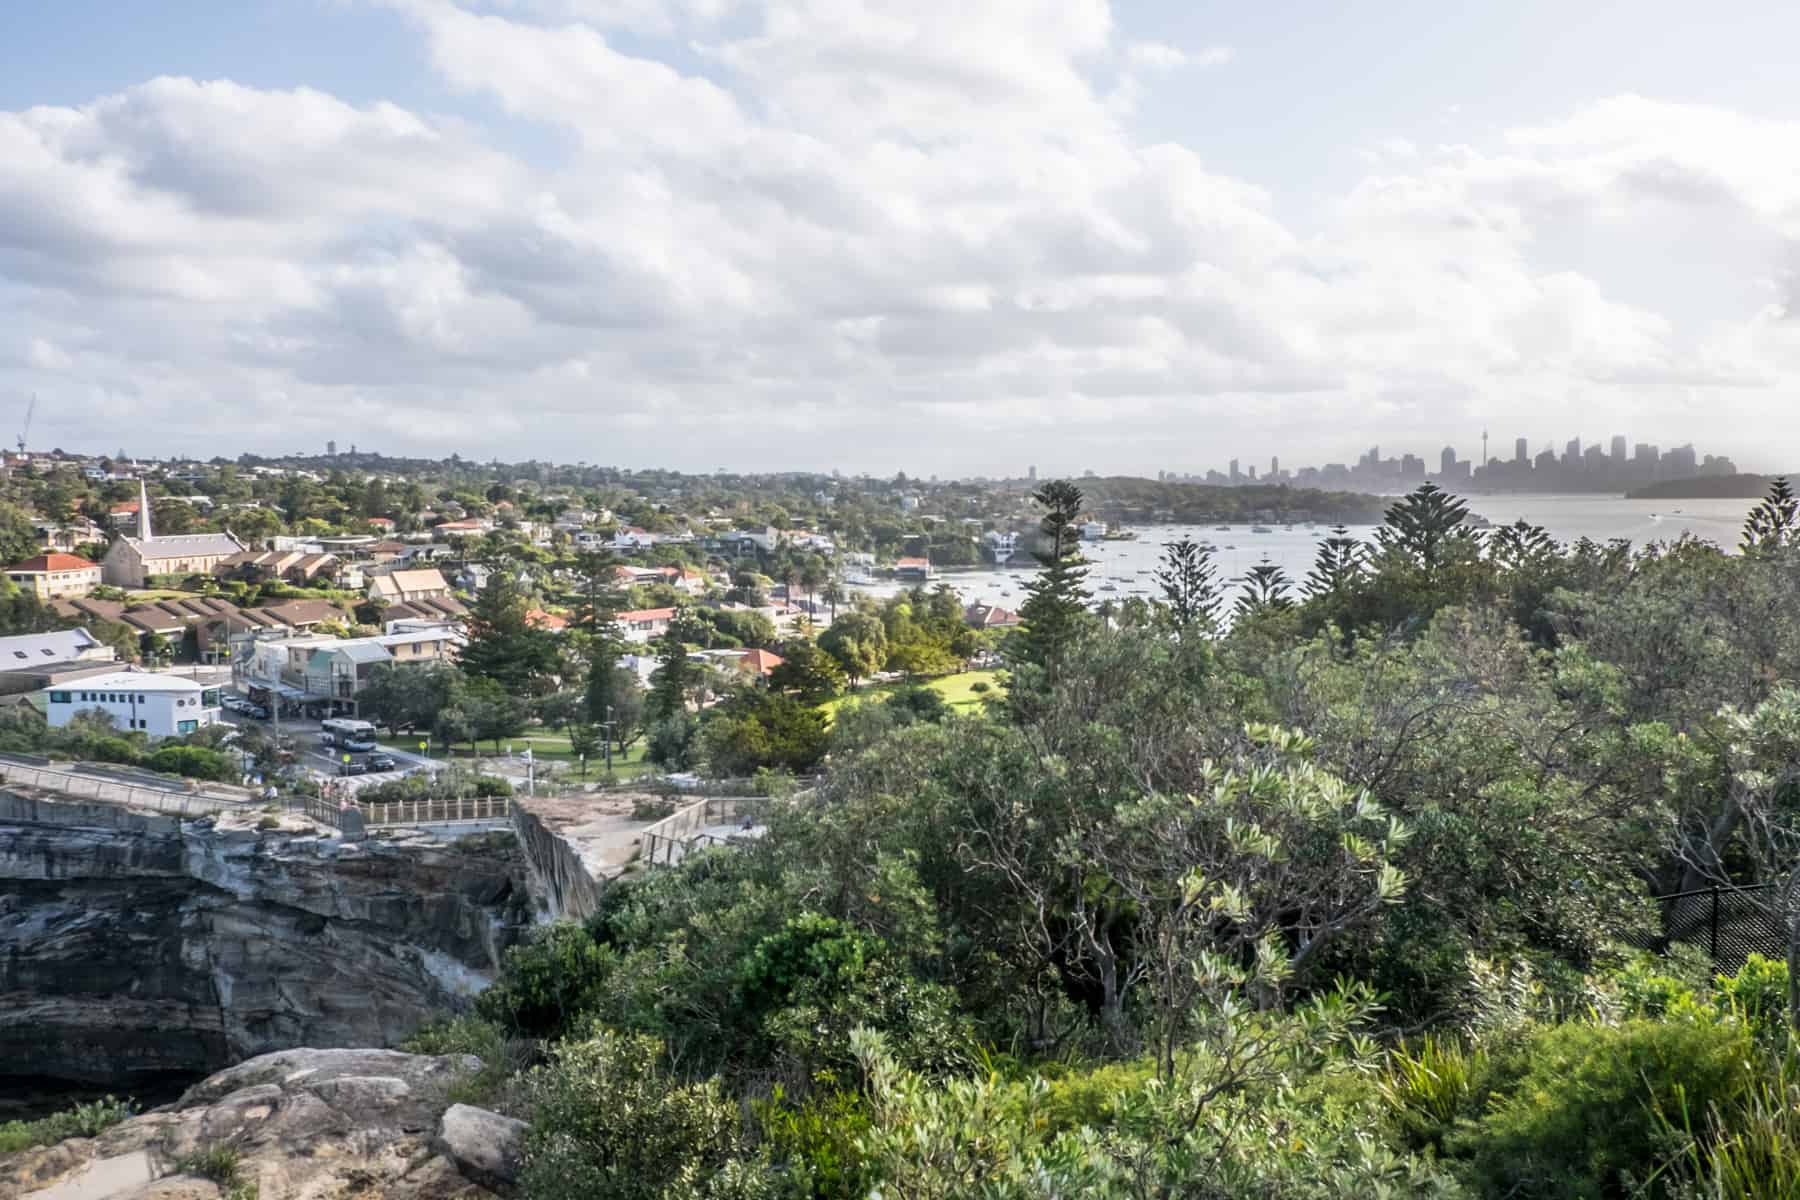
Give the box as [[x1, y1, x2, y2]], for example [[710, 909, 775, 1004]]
[[9, 553, 98, 573], [617, 607, 677, 623], [736, 648, 784, 676]]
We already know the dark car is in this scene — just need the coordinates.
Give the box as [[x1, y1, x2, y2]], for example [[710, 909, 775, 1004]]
[[367, 754, 397, 772], [245, 704, 271, 720], [340, 760, 369, 776]]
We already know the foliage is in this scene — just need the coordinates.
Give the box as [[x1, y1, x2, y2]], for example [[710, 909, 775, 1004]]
[[521, 1027, 774, 1200], [1011, 480, 1094, 673], [766, 639, 846, 704], [697, 690, 828, 777], [1444, 1016, 1753, 1200], [477, 922, 617, 1040], [0, 1096, 136, 1155], [143, 744, 234, 782], [1154, 535, 1223, 635]]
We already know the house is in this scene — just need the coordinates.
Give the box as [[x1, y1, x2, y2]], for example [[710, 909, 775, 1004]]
[[6, 553, 101, 600], [895, 556, 935, 582], [213, 550, 340, 585], [33, 518, 105, 554], [365, 540, 409, 564], [964, 603, 1023, 630], [983, 531, 1020, 563], [100, 482, 245, 588], [616, 607, 677, 644], [613, 526, 657, 551], [434, 518, 493, 537], [43, 670, 221, 739], [527, 609, 570, 632], [0, 629, 116, 669], [733, 648, 785, 678], [382, 596, 468, 629], [366, 517, 396, 533], [367, 567, 452, 605]]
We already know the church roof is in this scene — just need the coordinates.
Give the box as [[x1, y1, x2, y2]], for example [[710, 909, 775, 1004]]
[[122, 532, 245, 560]]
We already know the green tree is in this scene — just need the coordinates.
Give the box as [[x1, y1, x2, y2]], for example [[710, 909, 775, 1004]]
[[767, 639, 847, 704], [1011, 480, 1093, 672], [1154, 535, 1222, 635], [1234, 559, 1295, 620], [460, 561, 559, 694], [645, 635, 694, 723], [818, 610, 888, 687], [1741, 476, 1798, 553]]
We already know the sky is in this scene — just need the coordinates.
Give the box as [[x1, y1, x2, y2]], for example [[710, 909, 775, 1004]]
[[2, 1, 1798, 477]]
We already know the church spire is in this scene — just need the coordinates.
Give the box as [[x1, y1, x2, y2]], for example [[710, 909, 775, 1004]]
[[138, 477, 153, 543]]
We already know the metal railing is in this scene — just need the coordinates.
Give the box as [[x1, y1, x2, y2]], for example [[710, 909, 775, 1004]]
[[0, 761, 255, 818], [639, 795, 761, 867], [359, 794, 513, 827], [1655, 883, 1785, 972]]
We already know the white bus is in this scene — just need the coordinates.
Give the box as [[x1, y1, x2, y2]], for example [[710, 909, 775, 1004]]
[[319, 717, 378, 753]]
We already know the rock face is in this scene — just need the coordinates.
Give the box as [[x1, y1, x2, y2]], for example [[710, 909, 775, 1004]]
[[0, 790, 526, 1092], [2, 1048, 515, 1199]]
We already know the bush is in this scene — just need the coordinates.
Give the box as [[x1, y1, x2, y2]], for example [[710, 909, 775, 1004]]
[[521, 1027, 772, 1200], [631, 796, 678, 821], [477, 922, 617, 1040], [145, 744, 233, 782], [1715, 954, 1790, 1040], [255, 816, 281, 831], [0, 1095, 135, 1154], [473, 774, 514, 798], [1447, 1016, 1754, 1199]]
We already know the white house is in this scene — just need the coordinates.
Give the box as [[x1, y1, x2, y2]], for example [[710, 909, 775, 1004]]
[[616, 606, 677, 644], [45, 670, 221, 738]]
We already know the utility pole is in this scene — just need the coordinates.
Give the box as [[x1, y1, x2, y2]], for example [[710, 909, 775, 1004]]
[[602, 704, 615, 773]]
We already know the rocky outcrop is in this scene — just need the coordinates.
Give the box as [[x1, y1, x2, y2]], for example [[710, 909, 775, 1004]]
[[2, 1048, 516, 1199], [0, 790, 526, 1093], [510, 793, 664, 921]]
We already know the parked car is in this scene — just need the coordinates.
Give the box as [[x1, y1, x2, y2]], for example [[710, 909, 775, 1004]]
[[245, 704, 270, 720], [367, 754, 397, 772], [340, 760, 369, 776]]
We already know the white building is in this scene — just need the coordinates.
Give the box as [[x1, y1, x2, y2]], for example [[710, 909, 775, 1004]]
[[45, 670, 221, 738], [1080, 521, 1107, 541]]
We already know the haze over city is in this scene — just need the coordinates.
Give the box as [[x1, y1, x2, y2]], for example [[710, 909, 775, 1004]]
[[4, 1, 1800, 473]]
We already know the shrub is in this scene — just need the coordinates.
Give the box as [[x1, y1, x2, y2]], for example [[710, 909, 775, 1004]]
[[145, 744, 233, 782], [1448, 1016, 1754, 1199], [1671, 1058, 1800, 1200], [174, 1144, 242, 1185], [0, 1095, 136, 1154], [477, 922, 616, 1039], [520, 1027, 773, 1200], [1715, 954, 1790, 1040], [255, 816, 281, 831], [969, 681, 990, 694], [631, 796, 678, 821], [473, 775, 514, 798], [1379, 1034, 1486, 1153]]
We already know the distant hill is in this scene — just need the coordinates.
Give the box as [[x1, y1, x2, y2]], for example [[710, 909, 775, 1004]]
[[1625, 473, 1793, 500]]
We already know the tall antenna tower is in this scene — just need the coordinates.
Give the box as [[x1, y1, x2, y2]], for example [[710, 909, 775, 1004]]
[[16, 394, 34, 455], [1481, 428, 1489, 468]]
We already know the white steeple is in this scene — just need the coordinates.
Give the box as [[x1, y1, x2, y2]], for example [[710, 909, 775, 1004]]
[[138, 478, 153, 543]]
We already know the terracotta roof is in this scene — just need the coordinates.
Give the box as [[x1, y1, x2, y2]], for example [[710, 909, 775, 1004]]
[[736, 648, 784, 676], [896, 556, 931, 568], [527, 609, 570, 631], [8, 553, 98, 573], [617, 607, 677, 623]]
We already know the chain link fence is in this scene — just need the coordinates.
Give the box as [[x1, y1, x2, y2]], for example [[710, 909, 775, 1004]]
[[1656, 883, 1786, 972]]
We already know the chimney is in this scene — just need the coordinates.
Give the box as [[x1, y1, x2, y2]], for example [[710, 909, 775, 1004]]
[[139, 478, 153, 543]]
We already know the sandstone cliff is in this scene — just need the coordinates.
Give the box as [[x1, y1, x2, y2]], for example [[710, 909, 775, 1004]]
[[0, 791, 526, 1093]]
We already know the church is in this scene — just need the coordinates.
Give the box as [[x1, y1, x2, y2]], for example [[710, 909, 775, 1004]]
[[101, 481, 246, 589]]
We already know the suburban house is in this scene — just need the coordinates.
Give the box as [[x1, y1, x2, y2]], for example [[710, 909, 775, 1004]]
[[733, 648, 784, 678], [100, 482, 245, 588], [0, 629, 116, 670], [6, 553, 101, 600], [616, 606, 677, 644], [613, 527, 658, 551], [239, 629, 462, 715], [33, 517, 105, 553], [895, 556, 935, 582], [366, 567, 452, 605], [214, 549, 341, 585], [44, 670, 221, 739], [434, 518, 493, 537], [382, 596, 468, 628], [964, 603, 1023, 629]]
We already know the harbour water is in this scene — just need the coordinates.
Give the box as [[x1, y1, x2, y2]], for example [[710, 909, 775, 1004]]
[[849, 494, 1764, 611]]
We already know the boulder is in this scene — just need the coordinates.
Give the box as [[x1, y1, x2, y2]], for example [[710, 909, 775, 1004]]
[[436, 1103, 529, 1192]]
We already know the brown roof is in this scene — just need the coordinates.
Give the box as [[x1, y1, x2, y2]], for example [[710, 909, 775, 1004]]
[[260, 598, 344, 627], [384, 596, 469, 622], [736, 648, 784, 676], [9, 553, 98, 573]]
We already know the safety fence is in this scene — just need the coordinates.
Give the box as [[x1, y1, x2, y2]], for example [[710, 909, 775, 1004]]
[[1655, 883, 1785, 972], [640, 796, 761, 867], [300, 792, 512, 832], [0, 761, 255, 818]]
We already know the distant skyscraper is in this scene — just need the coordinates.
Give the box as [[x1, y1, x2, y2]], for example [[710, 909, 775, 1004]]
[[1028, 465, 1037, 482], [1248, 465, 1257, 481], [1610, 435, 1627, 462], [1564, 437, 1581, 464], [1440, 446, 1457, 476], [1270, 455, 1279, 478], [327, 440, 337, 457], [1515, 437, 1529, 464], [1229, 457, 1241, 482]]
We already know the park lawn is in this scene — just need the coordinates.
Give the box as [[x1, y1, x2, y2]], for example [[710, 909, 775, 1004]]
[[819, 668, 1004, 722], [439, 730, 657, 779]]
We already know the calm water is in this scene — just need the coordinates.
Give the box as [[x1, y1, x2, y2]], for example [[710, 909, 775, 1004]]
[[850, 494, 1761, 611]]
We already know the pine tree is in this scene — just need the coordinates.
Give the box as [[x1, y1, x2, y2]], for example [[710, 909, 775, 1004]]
[[460, 559, 558, 695], [1234, 559, 1295, 620], [1155, 536, 1222, 636], [645, 634, 694, 723], [1303, 525, 1366, 599], [1374, 483, 1479, 570], [1486, 520, 1557, 573], [1012, 480, 1093, 671], [1741, 477, 1798, 554]]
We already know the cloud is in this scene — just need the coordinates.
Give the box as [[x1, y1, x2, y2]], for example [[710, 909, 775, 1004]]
[[4, 4, 1800, 471]]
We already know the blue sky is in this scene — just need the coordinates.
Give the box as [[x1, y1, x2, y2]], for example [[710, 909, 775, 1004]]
[[3, 0, 1798, 473]]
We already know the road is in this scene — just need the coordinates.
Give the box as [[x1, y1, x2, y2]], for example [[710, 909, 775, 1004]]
[[215, 708, 444, 794]]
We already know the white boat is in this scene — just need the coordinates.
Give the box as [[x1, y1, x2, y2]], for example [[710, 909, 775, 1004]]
[[1251, 525, 1274, 534]]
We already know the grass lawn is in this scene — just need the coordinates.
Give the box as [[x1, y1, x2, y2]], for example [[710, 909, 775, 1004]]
[[435, 732, 657, 779], [819, 668, 1004, 722]]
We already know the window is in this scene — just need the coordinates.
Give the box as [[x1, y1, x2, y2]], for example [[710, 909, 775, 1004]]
[[49, 691, 71, 704], [137, 694, 146, 703], [10, 651, 23, 659], [177, 720, 196, 734]]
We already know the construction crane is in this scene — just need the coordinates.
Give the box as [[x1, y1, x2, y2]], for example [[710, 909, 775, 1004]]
[[16, 394, 34, 456]]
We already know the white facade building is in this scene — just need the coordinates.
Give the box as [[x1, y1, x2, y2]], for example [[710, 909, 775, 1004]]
[[45, 671, 221, 739]]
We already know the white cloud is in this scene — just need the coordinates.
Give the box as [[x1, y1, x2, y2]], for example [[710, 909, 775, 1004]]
[[3, 4, 1800, 471]]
